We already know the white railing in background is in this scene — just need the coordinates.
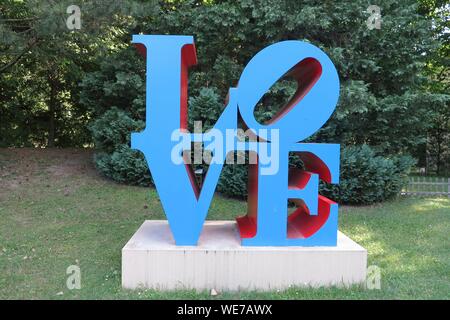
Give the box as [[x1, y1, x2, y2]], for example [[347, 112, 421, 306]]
[[402, 177, 450, 197]]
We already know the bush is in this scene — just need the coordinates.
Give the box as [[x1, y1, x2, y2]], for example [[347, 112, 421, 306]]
[[217, 162, 249, 199], [89, 107, 152, 186], [188, 87, 224, 130], [216, 145, 415, 205], [320, 145, 416, 204], [94, 145, 152, 186], [80, 48, 153, 186], [89, 107, 144, 152], [81, 45, 415, 204]]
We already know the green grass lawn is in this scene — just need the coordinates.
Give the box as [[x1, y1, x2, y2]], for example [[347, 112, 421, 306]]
[[0, 148, 449, 299]]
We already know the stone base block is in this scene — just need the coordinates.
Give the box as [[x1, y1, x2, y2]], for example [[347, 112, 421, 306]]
[[122, 220, 367, 291]]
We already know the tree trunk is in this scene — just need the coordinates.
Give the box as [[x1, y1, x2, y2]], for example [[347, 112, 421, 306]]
[[48, 105, 55, 147], [436, 131, 441, 176], [47, 76, 57, 147], [47, 74, 59, 148]]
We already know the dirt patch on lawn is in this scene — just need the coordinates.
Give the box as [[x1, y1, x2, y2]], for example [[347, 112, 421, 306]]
[[0, 148, 98, 194]]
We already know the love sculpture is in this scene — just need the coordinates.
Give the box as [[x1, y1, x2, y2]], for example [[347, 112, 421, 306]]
[[131, 35, 340, 247]]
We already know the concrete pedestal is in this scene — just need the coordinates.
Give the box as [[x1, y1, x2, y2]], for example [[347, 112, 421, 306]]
[[122, 220, 367, 291]]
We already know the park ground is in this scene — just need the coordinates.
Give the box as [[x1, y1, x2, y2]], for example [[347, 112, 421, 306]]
[[0, 148, 449, 299]]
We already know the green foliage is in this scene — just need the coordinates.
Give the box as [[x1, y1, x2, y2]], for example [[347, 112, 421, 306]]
[[79, 47, 150, 184], [79, 48, 146, 118], [2, 0, 449, 200], [94, 145, 152, 186], [188, 87, 224, 130], [89, 107, 151, 185], [418, 1, 450, 175], [0, 0, 157, 147], [87, 100, 150, 185], [157, 0, 445, 157], [76, 0, 447, 199], [215, 145, 416, 205], [320, 145, 416, 204], [89, 107, 144, 153], [217, 162, 249, 199]]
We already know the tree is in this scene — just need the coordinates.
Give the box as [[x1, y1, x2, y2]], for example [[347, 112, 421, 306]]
[[0, 0, 158, 147], [82, 0, 441, 202], [2, 0, 448, 201], [418, 0, 450, 175]]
